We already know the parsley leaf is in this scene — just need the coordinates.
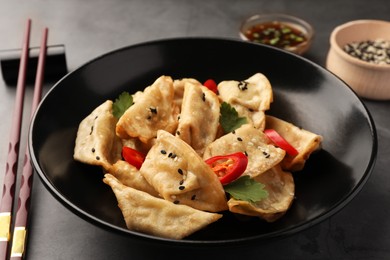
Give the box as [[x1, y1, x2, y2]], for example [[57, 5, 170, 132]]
[[224, 176, 268, 203], [112, 92, 133, 119], [219, 102, 248, 134]]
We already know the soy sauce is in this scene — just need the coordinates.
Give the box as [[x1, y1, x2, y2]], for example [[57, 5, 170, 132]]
[[244, 21, 307, 49]]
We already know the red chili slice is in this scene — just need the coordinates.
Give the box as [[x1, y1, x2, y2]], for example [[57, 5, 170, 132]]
[[203, 79, 218, 94], [205, 152, 248, 185], [122, 146, 145, 169], [264, 129, 299, 156]]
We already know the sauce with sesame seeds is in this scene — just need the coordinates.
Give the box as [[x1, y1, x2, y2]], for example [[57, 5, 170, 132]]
[[244, 21, 307, 49]]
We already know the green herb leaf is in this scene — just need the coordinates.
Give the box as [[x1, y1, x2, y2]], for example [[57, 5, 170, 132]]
[[219, 102, 248, 134], [112, 92, 133, 119], [224, 176, 268, 203]]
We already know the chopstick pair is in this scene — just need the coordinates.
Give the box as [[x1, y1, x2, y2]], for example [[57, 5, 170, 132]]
[[0, 19, 48, 260]]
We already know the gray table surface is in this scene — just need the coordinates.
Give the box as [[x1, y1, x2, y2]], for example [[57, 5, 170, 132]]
[[0, 0, 389, 259]]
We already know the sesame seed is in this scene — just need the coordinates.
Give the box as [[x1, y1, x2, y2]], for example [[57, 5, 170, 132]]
[[96, 156, 100, 160], [161, 150, 167, 154], [237, 137, 243, 141], [173, 200, 180, 204], [178, 168, 183, 175], [179, 186, 185, 190], [191, 195, 196, 200], [91, 148, 95, 153]]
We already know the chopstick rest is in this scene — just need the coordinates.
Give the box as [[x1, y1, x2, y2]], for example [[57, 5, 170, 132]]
[[0, 44, 67, 86]]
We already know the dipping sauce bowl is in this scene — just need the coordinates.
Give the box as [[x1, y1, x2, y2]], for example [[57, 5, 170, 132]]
[[239, 13, 314, 55]]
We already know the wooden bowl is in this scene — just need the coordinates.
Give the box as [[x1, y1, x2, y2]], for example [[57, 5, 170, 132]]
[[326, 20, 390, 100]]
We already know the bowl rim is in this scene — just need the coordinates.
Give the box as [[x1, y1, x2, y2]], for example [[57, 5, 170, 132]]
[[330, 19, 390, 70], [239, 13, 314, 53], [29, 36, 378, 246]]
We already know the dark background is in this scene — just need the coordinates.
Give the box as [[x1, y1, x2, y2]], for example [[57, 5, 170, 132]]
[[0, 0, 389, 259]]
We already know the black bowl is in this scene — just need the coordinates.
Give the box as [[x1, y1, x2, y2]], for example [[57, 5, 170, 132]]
[[29, 38, 377, 246]]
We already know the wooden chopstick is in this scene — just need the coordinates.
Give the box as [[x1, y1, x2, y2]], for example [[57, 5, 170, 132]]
[[0, 19, 31, 260], [10, 26, 48, 260]]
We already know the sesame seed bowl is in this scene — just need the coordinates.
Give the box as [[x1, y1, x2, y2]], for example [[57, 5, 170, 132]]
[[326, 19, 390, 100], [29, 38, 376, 246]]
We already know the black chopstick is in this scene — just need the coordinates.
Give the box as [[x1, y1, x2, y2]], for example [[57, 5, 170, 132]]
[[10, 26, 48, 260], [0, 19, 31, 260]]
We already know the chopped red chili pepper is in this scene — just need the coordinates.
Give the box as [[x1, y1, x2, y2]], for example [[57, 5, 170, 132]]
[[264, 129, 299, 156], [205, 152, 248, 185], [122, 146, 145, 169], [203, 79, 218, 94]]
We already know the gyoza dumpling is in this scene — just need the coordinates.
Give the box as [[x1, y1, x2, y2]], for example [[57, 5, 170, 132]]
[[265, 115, 323, 171], [176, 82, 220, 156], [74, 100, 122, 170], [140, 130, 228, 212], [103, 174, 222, 239], [107, 160, 159, 197], [116, 76, 179, 143], [218, 73, 273, 112], [203, 124, 286, 178], [227, 165, 294, 222]]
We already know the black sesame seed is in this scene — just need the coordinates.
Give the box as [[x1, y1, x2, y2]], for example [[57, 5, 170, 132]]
[[176, 130, 181, 135], [171, 153, 177, 159], [173, 200, 180, 204], [161, 150, 167, 154], [178, 168, 183, 175], [238, 81, 248, 91], [179, 180, 184, 185], [191, 195, 196, 200], [149, 107, 157, 114], [89, 126, 94, 135], [91, 148, 95, 153], [244, 151, 248, 156], [179, 186, 185, 190], [96, 156, 100, 160], [237, 137, 243, 142], [202, 92, 206, 102], [168, 152, 173, 158]]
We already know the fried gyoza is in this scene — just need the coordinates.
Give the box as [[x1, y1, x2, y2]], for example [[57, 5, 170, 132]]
[[116, 76, 179, 143], [227, 165, 294, 222], [266, 115, 323, 171], [74, 100, 122, 170], [103, 174, 222, 239], [140, 130, 228, 212], [176, 82, 220, 156], [107, 160, 159, 197], [218, 73, 273, 129], [203, 124, 286, 178]]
